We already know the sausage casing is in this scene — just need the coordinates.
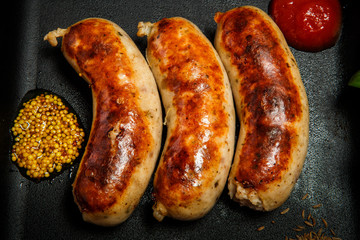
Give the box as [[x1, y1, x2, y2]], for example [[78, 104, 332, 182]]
[[214, 6, 309, 211], [44, 18, 162, 226], [137, 17, 235, 221]]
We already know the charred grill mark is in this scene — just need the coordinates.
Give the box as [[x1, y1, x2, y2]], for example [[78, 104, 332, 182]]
[[64, 19, 153, 212], [220, 9, 301, 190], [150, 18, 229, 206]]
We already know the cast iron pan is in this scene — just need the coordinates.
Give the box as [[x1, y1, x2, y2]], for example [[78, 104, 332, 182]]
[[1, 0, 359, 239]]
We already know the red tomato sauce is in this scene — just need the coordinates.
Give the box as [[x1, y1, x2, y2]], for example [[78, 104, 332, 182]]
[[269, 0, 342, 52]]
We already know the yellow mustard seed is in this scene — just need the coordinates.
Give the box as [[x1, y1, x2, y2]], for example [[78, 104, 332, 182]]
[[55, 165, 62, 172], [10, 93, 85, 179]]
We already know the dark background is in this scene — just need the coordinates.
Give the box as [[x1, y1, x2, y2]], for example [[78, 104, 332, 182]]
[[1, 0, 359, 239]]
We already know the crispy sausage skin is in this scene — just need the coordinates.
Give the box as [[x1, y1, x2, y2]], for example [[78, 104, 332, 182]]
[[214, 6, 309, 211], [137, 17, 235, 221], [44, 18, 162, 226]]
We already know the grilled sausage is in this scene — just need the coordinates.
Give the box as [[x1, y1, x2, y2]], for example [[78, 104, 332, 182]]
[[214, 6, 309, 211], [137, 17, 235, 221], [44, 18, 162, 226]]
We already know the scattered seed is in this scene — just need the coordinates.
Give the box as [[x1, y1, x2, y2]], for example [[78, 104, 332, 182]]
[[301, 209, 305, 219], [257, 226, 265, 231], [312, 204, 322, 209], [286, 218, 342, 240], [321, 218, 328, 228], [281, 208, 290, 215], [302, 193, 309, 200], [271, 194, 341, 239], [304, 220, 314, 227], [310, 216, 316, 227], [293, 225, 305, 232]]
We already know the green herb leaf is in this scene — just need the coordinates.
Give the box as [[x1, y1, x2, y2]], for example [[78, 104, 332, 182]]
[[348, 70, 360, 88]]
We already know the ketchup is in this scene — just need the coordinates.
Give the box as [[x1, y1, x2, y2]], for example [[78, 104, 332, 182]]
[[269, 0, 342, 52]]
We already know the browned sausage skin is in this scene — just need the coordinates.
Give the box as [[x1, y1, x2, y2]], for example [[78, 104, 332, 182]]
[[138, 17, 235, 221], [214, 7, 309, 211], [44, 18, 162, 226]]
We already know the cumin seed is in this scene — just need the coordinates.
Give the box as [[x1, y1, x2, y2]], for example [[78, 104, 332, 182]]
[[301, 193, 309, 200], [321, 217, 328, 228], [312, 204, 322, 209], [281, 208, 290, 215], [304, 220, 313, 227], [257, 226, 265, 231], [301, 209, 305, 219]]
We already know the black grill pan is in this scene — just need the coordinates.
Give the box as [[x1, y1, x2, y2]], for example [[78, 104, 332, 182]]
[[1, 0, 359, 239]]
